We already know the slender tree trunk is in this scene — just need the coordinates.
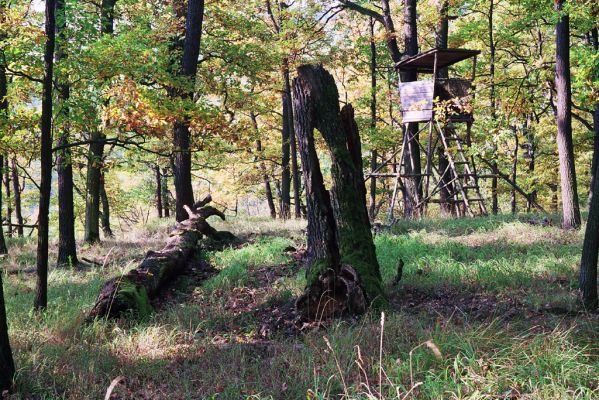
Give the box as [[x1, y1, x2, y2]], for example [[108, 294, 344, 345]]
[[368, 17, 377, 222], [56, 0, 78, 266], [155, 165, 163, 218], [289, 79, 301, 219], [588, 28, 598, 203], [84, 134, 103, 243], [0, 271, 14, 393], [0, 156, 6, 255], [10, 159, 22, 237], [526, 115, 536, 213], [580, 156, 599, 309], [100, 173, 113, 237], [3, 158, 11, 237], [173, 0, 204, 221], [35, 0, 57, 310], [555, 0, 581, 229], [379, 0, 401, 63], [251, 112, 277, 219], [0, 3, 8, 253], [0, 0, 14, 389], [511, 129, 518, 214], [435, 0, 454, 216], [402, 0, 422, 219], [279, 62, 293, 219], [162, 168, 170, 218], [84, 0, 117, 242], [489, 0, 499, 214]]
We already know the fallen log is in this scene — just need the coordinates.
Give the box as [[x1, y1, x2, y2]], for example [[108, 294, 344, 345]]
[[87, 198, 237, 319]]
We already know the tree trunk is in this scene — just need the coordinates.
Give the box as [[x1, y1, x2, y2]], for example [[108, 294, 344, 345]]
[[0, 156, 6, 255], [401, 0, 422, 219], [555, 0, 581, 229], [0, 4, 8, 253], [55, 0, 78, 267], [84, 0, 117, 242], [162, 168, 171, 218], [155, 165, 163, 218], [292, 65, 384, 318], [511, 129, 518, 214], [588, 27, 598, 204], [251, 112, 277, 219], [87, 199, 235, 319], [84, 133, 103, 243], [379, 0, 401, 63], [100, 173, 113, 237], [3, 158, 11, 237], [525, 115, 536, 213], [487, 0, 499, 215], [0, 0, 14, 387], [173, 0, 204, 222], [0, 272, 14, 392], [35, 0, 57, 311], [279, 62, 293, 219], [10, 159, 22, 237], [580, 155, 599, 310], [435, 1, 454, 216], [435, 0, 449, 79], [368, 17, 377, 222]]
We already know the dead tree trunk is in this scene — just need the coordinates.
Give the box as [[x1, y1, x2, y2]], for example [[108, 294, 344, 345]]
[[292, 65, 385, 319], [87, 197, 236, 319]]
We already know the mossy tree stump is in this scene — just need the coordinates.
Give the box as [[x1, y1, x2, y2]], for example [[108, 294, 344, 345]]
[[292, 64, 385, 319]]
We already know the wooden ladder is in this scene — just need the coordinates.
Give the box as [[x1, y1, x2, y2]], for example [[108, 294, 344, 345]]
[[437, 122, 488, 217]]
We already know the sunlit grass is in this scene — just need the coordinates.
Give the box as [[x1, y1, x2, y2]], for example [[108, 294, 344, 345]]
[[0, 214, 597, 399]]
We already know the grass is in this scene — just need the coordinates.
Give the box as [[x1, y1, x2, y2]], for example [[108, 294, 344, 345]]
[[1, 214, 597, 399]]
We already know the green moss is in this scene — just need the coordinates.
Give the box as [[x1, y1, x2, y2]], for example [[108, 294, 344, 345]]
[[116, 280, 152, 318]]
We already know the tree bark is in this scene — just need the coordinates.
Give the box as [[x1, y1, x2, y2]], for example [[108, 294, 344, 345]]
[[155, 165, 163, 218], [488, 0, 499, 215], [162, 168, 171, 218], [251, 112, 277, 219], [401, 0, 422, 219], [84, 0, 117, 242], [3, 158, 11, 237], [368, 17, 377, 222], [435, 1, 454, 216], [35, 0, 57, 310], [56, 0, 78, 266], [279, 61, 293, 219], [0, 2, 8, 253], [555, 0, 581, 229], [87, 199, 235, 319], [0, 272, 14, 392], [0, 156, 6, 255], [511, 129, 518, 214], [10, 159, 23, 237], [100, 173, 113, 237], [173, 0, 204, 222], [292, 65, 384, 318], [588, 27, 598, 204], [580, 142, 599, 310]]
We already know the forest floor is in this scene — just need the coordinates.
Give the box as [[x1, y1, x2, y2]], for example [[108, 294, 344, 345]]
[[1, 214, 598, 399]]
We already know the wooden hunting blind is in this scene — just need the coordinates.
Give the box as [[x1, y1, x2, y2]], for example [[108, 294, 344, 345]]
[[368, 48, 488, 219]]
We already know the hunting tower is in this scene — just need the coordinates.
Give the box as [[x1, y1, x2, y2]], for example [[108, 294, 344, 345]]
[[369, 48, 487, 219]]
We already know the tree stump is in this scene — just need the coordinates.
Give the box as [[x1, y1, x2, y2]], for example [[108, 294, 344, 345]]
[[292, 64, 385, 319]]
